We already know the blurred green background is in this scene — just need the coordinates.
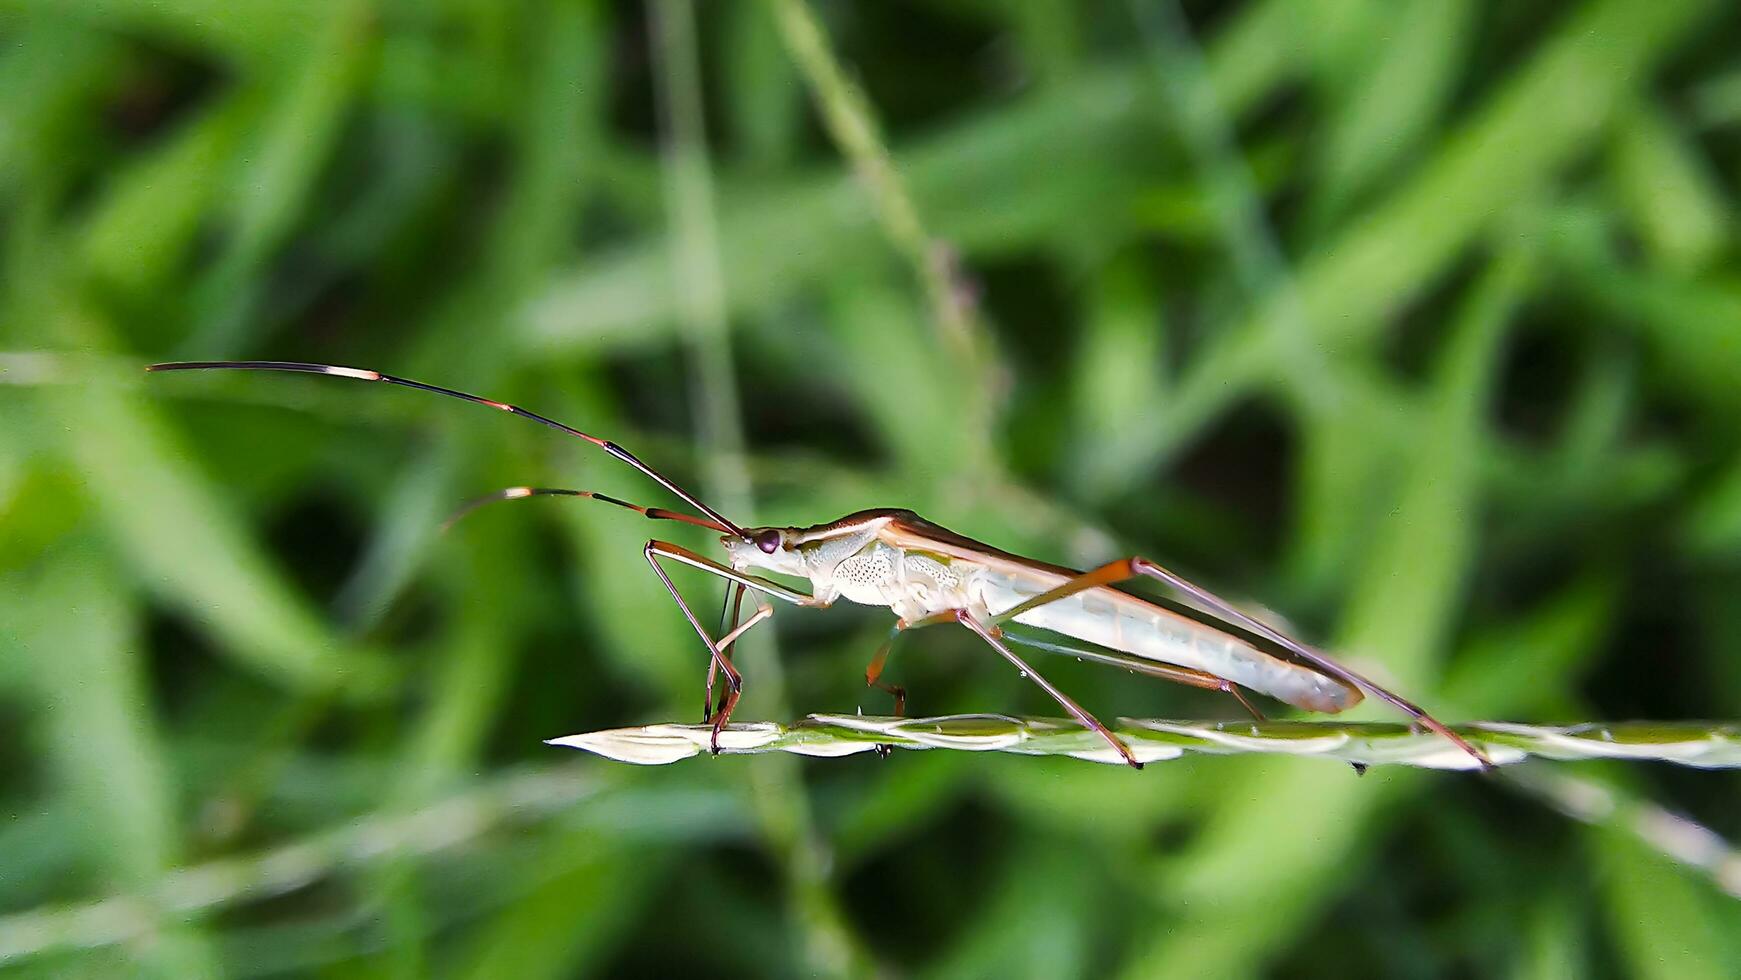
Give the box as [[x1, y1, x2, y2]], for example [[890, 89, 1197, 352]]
[[3, 0, 1741, 975]]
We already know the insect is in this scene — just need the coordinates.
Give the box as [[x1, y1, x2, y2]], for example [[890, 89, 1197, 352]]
[[148, 360, 1493, 771]]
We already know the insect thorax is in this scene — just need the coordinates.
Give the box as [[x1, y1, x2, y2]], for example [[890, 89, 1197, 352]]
[[820, 540, 974, 620]]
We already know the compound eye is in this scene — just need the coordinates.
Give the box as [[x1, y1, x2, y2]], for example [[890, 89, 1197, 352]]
[[753, 529, 781, 554]]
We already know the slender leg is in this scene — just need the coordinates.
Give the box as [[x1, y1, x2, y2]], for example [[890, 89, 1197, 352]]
[[700, 604, 772, 745], [863, 611, 963, 758], [645, 545, 742, 752], [998, 630, 1367, 775], [867, 633, 905, 762], [870, 692, 905, 760], [865, 602, 1033, 705], [863, 610, 1149, 767], [643, 540, 830, 753], [939, 611, 1143, 769], [992, 556, 1490, 771], [706, 584, 747, 722], [863, 630, 906, 718], [864, 609, 963, 708], [712, 602, 771, 699], [863, 605, 988, 689], [997, 630, 1266, 720], [863, 625, 900, 698]]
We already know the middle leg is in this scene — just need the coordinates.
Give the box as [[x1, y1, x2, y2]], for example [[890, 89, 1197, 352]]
[[862, 610, 965, 757], [864, 609, 969, 712]]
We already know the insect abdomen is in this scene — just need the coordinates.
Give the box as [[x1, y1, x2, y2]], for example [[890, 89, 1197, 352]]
[[979, 571, 1361, 713]]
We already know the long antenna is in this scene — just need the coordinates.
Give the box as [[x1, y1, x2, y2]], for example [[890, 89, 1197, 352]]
[[440, 486, 731, 535], [146, 360, 750, 539]]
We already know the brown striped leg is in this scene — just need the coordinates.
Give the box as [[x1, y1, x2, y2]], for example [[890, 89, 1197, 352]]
[[998, 630, 1367, 774], [860, 630, 919, 758], [864, 609, 984, 757], [643, 541, 827, 753], [950, 612, 1143, 769], [706, 584, 748, 723]]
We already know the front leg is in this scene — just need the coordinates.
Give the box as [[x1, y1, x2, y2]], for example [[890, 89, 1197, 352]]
[[706, 584, 747, 723], [643, 540, 831, 753]]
